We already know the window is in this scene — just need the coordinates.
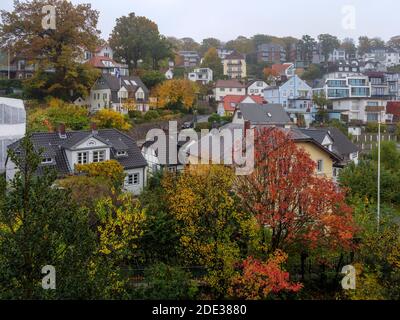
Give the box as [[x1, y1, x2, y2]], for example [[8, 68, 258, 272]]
[[77, 152, 88, 164], [93, 150, 106, 163], [127, 173, 140, 185], [42, 158, 52, 164], [317, 160, 324, 173], [103, 93, 107, 100]]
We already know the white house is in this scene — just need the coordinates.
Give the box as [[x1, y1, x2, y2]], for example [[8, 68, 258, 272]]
[[214, 79, 246, 102], [141, 135, 186, 174], [0, 97, 26, 173], [5, 126, 148, 195], [331, 98, 388, 123], [328, 49, 347, 62], [188, 68, 213, 84], [246, 80, 269, 97], [90, 74, 150, 113]]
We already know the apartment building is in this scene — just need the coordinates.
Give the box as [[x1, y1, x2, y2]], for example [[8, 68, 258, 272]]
[[222, 52, 247, 79]]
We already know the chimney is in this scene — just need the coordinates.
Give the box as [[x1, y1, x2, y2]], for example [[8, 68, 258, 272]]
[[58, 123, 66, 139], [244, 120, 251, 139], [91, 122, 98, 135]]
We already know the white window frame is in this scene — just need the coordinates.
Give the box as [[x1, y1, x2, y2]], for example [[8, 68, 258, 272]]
[[127, 173, 140, 185], [77, 152, 88, 165], [317, 160, 324, 173], [93, 150, 106, 163]]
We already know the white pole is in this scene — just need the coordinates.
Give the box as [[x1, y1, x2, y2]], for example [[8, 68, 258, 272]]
[[377, 113, 381, 231], [119, 76, 122, 112], [7, 49, 10, 80]]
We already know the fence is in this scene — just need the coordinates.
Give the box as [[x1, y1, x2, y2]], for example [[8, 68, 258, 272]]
[[352, 133, 399, 153]]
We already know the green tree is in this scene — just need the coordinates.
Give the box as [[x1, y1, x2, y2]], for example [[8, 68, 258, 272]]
[[301, 64, 322, 81], [109, 13, 169, 70], [318, 34, 340, 63], [297, 35, 317, 63], [138, 70, 166, 90], [0, 136, 123, 299], [199, 38, 222, 56], [340, 38, 357, 56], [0, 0, 101, 100], [201, 47, 223, 80]]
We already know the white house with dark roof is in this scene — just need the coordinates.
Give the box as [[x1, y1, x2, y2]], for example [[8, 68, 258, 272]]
[[5, 126, 148, 195], [0, 98, 26, 173], [214, 79, 246, 102], [90, 74, 150, 113]]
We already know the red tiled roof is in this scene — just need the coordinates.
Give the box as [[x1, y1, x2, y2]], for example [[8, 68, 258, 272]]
[[222, 95, 265, 112], [387, 101, 400, 121], [87, 56, 116, 68], [271, 63, 292, 75]]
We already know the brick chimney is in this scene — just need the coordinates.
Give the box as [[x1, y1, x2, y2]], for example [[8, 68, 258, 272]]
[[58, 123, 66, 139], [91, 122, 98, 135], [244, 120, 251, 139]]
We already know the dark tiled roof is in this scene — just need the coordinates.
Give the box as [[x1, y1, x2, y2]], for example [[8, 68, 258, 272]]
[[94, 74, 149, 103], [224, 51, 245, 60], [8, 129, 147, 176], [238, 103, 292, 125]]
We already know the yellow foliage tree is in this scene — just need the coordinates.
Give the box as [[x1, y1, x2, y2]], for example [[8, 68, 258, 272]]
[[161, 165, 257, 297], [154, 79, 199, 109], [75, 160, 126, 189], [92, 109, 132, 131], [95, 192, 146, 262]]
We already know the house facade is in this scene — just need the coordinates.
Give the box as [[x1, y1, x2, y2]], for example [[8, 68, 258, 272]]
[[87, 56, 129, 77], [178, 51, 200, 68], [5, 127, 147, 195], [222, 52, 246, 79], [247, 80, 269, 97], [257, 43, 286, 64], [0, 98, 26, 172], [188, 68, 213, 84], [264, 75, 315, 125], [90, 74, 150, 113], [214, 79, 246, 102]]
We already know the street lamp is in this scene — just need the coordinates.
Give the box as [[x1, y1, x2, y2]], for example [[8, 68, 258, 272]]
[[377, 112, 381, 231]]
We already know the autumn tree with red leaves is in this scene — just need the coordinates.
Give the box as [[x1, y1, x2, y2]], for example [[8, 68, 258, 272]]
[[229, 250, 303, 300], [235, 127, 355, 254]]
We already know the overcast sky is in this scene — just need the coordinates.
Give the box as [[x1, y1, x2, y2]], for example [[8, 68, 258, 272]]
[[1, 0, 398, 43]]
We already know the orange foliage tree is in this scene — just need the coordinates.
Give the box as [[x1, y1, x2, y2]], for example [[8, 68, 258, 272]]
[[235, 127, 355, 253], [154, 79, 198, 109], [229, 250, 303, 300]]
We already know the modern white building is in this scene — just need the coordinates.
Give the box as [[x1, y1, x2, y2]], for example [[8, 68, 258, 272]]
[[331, 98, 389, 123], [188, 68, 213, 84], [0, 97, 26, 173]]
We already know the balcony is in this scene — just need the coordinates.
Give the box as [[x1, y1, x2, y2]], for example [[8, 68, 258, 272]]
[[365, 106, 385, 112]]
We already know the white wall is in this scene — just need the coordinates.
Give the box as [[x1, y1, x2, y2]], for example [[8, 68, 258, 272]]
[[124, 167, 146, 195]]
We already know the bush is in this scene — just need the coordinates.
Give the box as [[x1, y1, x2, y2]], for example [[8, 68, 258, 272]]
[[195, 122, 211, 131], [143, 110, 160, 121], [133, 263, 198, 300], [92, 109, 132, 131], [28, 98, 90, 131]]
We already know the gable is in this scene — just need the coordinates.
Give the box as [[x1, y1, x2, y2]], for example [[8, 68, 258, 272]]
[[74, 136, 109, 150]]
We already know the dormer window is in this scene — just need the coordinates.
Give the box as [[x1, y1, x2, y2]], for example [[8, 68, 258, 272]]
[[42, 157, 53, 164], [116, 151, 127, 157]]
